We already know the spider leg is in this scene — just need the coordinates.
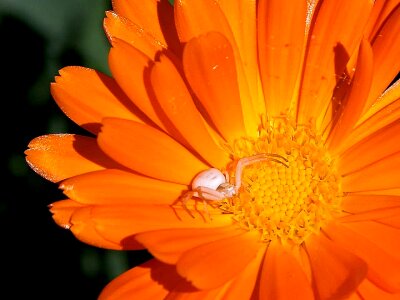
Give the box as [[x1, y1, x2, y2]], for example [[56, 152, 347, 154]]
[[234, 153, 289, 190], [181, 187, 225, 219]]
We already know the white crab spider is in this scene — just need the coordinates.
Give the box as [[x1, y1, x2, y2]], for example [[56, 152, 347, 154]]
[[181, 153, 289, 214]]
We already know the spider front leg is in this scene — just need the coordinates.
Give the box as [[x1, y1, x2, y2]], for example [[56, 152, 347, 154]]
[[234, 153, 289, 191]]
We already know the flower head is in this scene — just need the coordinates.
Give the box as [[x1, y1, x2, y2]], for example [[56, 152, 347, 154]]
[[25, 0, 400, 299]]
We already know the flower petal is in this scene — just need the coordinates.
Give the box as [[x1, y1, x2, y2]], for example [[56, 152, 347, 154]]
[[327, 39, 374, 151], [176, 231, 260, 289], [258, 0, 308, 117], [51, 66, 144, 135], [111, 0, 180, 53], [297, 0, 373, 126], [60, 169, 186, 205], [108, 38, 169, 132], [342, 152, 400, 193], [338, 121, 400, 175], [325, 221, 400, 293], [176, 0, 259, 136], [98, 118, 208, 184], [182, 32, 248, 142], [259, 240, 314, 300], [150, 54, 230, 168], [25, 134, 121, 182], [305, 233, 368, 299], [218, 0, 264, 116], [364, 5, 400, 111], [92, 205, 232, 248], [136, 226, 244, 264], [99, 259, 185, 300], [364, 0, 400, 40], [50, 200, 125, 249], [220, 244, 266, 300], [358, 278, 400, 300], [341, 194, 400, 214], [103, 11, 165, 59]]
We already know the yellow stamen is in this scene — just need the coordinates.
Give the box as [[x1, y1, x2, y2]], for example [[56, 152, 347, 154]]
[[221, 117, 342, 245]]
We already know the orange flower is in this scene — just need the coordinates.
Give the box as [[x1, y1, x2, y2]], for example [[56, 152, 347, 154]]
[[25, 0, 400, 299]]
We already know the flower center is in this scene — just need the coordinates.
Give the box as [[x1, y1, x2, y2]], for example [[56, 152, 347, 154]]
[[221, 117, 342, 244]]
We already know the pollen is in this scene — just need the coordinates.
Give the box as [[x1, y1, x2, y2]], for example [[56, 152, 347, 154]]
[[221, 117, 342, 245]]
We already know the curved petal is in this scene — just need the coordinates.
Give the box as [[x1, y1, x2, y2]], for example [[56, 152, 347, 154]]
[[358, 278, 400, 300], [25, 134, 121, 183], [305, 233, 368, 299], [135, 226, 245, 264], [150, 54, 230, 168], [338, 121, 400, 175], [108, 38, 169, 131], [99, 259, 186, 300], [60, 169, 186, 205], [51, 66, 144, 135], [50, 200, 125, 250], [217, 0, 264, 116], [325, 221, 400, 293], [297, 0, 373, 127], [98, 118, 208, 184], [259, 240, 314, 300], [92, 205, 232, 248], [175, 0, 259, 133], [364, 0, 400, 40], [327, 39, 374, 152], [341, 194, 400, 214], [111, 0, 180, 54], [364, 5, 400, 111], [342, 152, 400, 193], [104, 11, 165, 59], [182, 32, 248, 142], [341, 79, 400, 152], [176, 231, 260, 289], [220, 244, 266, 300], [258, 0, 308, 117]]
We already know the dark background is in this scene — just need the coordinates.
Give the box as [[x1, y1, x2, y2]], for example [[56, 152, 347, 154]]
[[0, 1, 151, 298]]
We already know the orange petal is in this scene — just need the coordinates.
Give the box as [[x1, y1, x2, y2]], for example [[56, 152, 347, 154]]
[[103, 11, 165, 59], [50, 200, 125, 250], [364, 5, 400, 111], [217, 0, 264, 116], [150, 54, 230, 168], [327, 39, 374, 151], [258, 0, 308, 117], [339, 207, 400, 223], [325, 221, 400, 293], [175, 0, 258, 134], [297, 0, 373, 126], [99, 259, 185, 300], [342, 152, 400, 193], [358, 278, 400, 300], [25, 134, 121, 182], [50, 66, 144, 135], [136, 226, 244, 264], [176, 231, 260, 289], [341, 194, 400, 214], [364, 0, 400, 41], [98, 118, 207, 184], [111, 0, 180, 54], [338, 121, 400, 175], [60, 169, 186, 205], [108, 38, 168, 131], [182, 32, 247, 142], [259, 240, 314, 300], [91, 205, 232, 248], [305, 233, 367, 299], [220, 244, 266, 300], [342, 79, 400, 152]]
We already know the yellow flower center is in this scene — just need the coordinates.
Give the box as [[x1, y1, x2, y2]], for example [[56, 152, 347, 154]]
[[221, 117, 343, 245]]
